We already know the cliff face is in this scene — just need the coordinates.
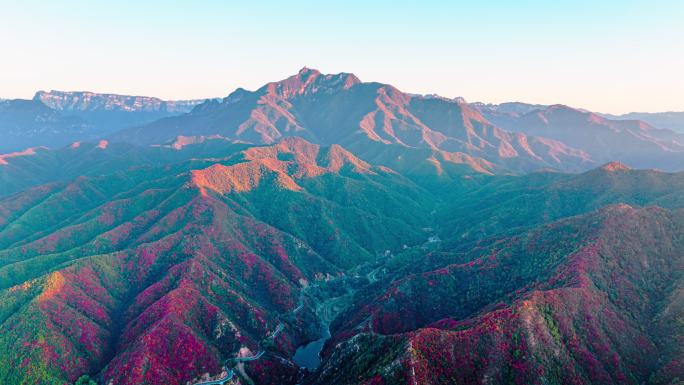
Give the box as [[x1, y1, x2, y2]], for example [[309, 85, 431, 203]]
[[0, 92, 209, 153], [34, 90, 205, 113]]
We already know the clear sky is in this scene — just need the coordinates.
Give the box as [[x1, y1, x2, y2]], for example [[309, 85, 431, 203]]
[[0, 0, 682, 113]]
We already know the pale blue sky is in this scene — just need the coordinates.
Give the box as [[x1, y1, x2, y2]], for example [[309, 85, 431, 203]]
[[0, 0, 682, 113]]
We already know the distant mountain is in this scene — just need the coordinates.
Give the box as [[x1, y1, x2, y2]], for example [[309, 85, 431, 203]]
[[470, 101, 549, 132], [3, 74, 683, 174], [473, 102, 684, 135], [0, 99, 93, 152], [475, 103, 684, 171], [601, 111, 684, 133], [471, 101, 549, 116], [34, 90, 208, 134], [111, 68, 594, 174], [0, 92, 210, 153], [35, 90, 204, 113]]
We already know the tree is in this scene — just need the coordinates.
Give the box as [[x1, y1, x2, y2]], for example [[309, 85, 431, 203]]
[[74, 375, 97, 385]]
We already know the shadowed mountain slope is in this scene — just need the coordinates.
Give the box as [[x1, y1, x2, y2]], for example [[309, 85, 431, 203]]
[[314, 205, 684, 385], [0, 92, 207, 153], [476, 103, 684, 171]]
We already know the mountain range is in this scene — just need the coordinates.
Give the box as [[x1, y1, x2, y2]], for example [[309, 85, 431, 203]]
[[473, 101, 684, 134], [0, 92, 207, 153], [7, 67, 684, 174], [601, 111, 684, 134], [0, 68, 682, 385]]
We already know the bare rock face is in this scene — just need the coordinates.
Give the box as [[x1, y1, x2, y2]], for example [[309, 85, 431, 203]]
[[34, 90, 205, 113], [0, 92, 209, 153]]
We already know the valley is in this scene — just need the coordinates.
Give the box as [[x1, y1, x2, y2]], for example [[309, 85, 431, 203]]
[[0, 68, 682, 385]]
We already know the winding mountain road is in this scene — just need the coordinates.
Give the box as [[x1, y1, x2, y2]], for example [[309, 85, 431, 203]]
[[192, 277, 349, 384], [193, 369, 235, 385], [192, 298, 293, 384]]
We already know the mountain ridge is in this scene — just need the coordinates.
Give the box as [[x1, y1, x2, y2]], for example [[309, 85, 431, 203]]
[[1, 135, 684, 384], [110, 67, 596, 174], [34, 90, 207, 113], [1, 67, 684, 385], [0, 92, 211, 153]]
